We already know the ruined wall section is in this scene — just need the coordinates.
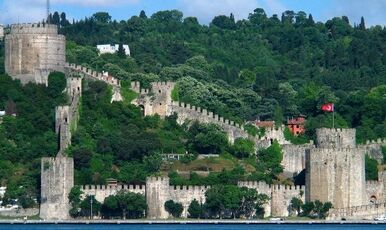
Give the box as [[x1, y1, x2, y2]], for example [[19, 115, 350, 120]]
[[260, 126, 290, 145], [131, 81, 175, 117], [5, 24, 65, 85], [81, 184, 145, 203]]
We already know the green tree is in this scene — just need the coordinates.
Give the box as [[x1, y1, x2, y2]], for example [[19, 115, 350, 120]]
[[80, 195, 101, 218], [92, 12, 112, 23], [117, 44, 126, 58], [231, 138, 255, 158], [188, 199, 202, 218], [164, 200, 183, 218], [256, 140, 283, 182], [290, 197, 303, 216], [365, 155, 378, 180]]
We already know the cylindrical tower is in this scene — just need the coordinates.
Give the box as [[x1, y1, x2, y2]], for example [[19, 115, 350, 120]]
[[4, 23, 65, 85]]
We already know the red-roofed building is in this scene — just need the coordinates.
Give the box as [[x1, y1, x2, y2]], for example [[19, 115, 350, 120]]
[[287, 116, 306, 136], [253, 120, 275, 129]]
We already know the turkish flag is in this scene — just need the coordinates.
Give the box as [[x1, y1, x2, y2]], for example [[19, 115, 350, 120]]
[[321, 103, 334, 112]]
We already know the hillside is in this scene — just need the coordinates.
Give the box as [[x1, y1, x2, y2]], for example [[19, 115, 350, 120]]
[[0, 8, 386, 208], [58, 9, 386, 143]]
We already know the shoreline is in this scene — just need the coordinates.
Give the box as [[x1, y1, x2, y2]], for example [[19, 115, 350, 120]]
[[0, 219, 385, 225]]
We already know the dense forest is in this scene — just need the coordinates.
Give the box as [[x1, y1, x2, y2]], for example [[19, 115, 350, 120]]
[[0, 8, 386, 208]]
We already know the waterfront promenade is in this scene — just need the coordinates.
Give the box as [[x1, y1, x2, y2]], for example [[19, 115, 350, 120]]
[[0, 219, 385, 225]]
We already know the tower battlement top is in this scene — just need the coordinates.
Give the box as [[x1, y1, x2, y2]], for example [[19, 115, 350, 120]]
[[9, 23, 58, 35], [316, 128, 356, 149]]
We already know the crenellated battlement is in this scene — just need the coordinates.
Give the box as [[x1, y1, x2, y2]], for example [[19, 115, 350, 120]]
[[238, 181, 304, 191], [81, 184, 145, 191], [310, 147, 365, 155], [169, 185, 210, 192], [364, 139, 386, 145], [366, 180, 381, 186], [9, 23, 59, 35], [328, 202, 386, 220], [146, 176, 170, 183], [316, 128, 356, 148], [171, 101, 244, 130], [65, 63, 120, 87]]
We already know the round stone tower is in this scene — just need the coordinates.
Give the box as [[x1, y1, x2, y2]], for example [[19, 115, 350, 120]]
[[4, 23, 65, 85]]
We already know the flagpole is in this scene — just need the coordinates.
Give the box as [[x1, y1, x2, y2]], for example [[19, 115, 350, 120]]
[[332, 104, 335, 129]]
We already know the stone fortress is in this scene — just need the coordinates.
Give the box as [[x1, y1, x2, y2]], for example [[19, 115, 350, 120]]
[[4, 23, 66, 85], [3, 21, 386, 220]]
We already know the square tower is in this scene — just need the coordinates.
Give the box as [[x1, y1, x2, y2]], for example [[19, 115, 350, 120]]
[[306, 128, 366, 208]]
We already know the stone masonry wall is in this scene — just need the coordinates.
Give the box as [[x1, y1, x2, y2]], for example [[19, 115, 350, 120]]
[[359, 139, 386, 164], [316, 128, 356, 149], [81, 184, 145, 203], [170, 101, 248, 144], [281, 142, 314, 176], [306, 147, 366, 208], [65, 63, 122, 102], [5, 23, 65, 85], [238, 181, 305, 217], [39, 77, 81, 220], [145, 177, 209, 219], [40, 156, 74, 220], [131, 81, 175, 117]]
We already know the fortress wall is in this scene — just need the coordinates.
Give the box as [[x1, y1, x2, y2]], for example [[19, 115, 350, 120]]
[[260, 126, 290, 145], [365, 180, 384, 204], [40, 156, 74, 220], [149, 82, 175, 117], [146, 177, 171, 219], [81, 184, 145, 203], [65, 63, 122, 102], [170, 101, 248, 143], [40, 77, 81, 220], [168, 185, 209, 218], [359, 139, 386, 163], [316, 128, 356, 148], [281, 143, 314, 175], [328, 203, 386, 220], [271, 185, 305, 217], [306, 147, 366, 208], [238, 181, 304, 217]]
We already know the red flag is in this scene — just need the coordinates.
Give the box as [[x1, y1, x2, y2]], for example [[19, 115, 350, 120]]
[[321, 103, 334, 112]]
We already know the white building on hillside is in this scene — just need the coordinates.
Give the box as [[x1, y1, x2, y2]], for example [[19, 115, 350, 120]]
[[97, 44, 130, 56], [0, 24, 4, 40]]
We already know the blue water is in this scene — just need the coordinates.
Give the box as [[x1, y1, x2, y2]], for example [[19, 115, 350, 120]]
[[0, 224, 385, 230]]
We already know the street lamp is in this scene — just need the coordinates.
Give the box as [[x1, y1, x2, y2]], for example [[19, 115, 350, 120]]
[[90, 195, 93, 220]]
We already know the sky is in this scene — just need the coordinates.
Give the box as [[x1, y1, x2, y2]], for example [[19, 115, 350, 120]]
[[1, 0, 386, 27]]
